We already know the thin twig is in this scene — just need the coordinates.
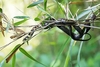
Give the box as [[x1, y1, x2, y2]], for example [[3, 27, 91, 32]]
[[0, 33, 27, 50], [78, 24, 100, 29]]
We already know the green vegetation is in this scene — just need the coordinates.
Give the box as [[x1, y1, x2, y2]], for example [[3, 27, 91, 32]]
[[0, 0, 100, 67]]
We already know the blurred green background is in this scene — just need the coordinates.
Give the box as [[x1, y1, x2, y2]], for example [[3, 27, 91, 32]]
[[0, 0, 100, 67]]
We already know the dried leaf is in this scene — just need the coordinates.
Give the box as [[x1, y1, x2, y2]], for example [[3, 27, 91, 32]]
[[0, 13, 5, 36], [10, 33, 24, 39], [10, 28, 25, 39], [0, 25, 5, 36], [14, 28, 25, 33]]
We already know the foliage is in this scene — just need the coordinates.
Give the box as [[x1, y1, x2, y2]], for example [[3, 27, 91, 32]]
[[0, 0, 100, 67]]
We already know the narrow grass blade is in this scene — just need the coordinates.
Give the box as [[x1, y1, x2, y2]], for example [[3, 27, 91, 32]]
[[14, 16, 30, 19], [51, 38, 70, 67], [14, 19, 28, 26], [57, 2, 66, 15], [37, 5, 52, 17], [64, 39, 76, 67], [19, 47, 47, 67], [27, 0, 44, 8], [77, 35, 85, 67], [77, 4, 100, 19]]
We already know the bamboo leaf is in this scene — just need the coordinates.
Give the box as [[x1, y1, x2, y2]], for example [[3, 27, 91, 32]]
[[19, 47, 47, 67], [12, 54, 16, 67], [14, 19, 28, 26], [14, 16, 30, 19], [44, 0, 47, 10], [77, 35, 85, 66], [0, 44, 22, 67], [27, 0, 44, 8], [77, 4, 100, 19], [6, 44, 21, 63], [51, 38, 70, 67], [64, 40, 76, 67], [37, 5, 52, 17], [57, 2, 66, 15]]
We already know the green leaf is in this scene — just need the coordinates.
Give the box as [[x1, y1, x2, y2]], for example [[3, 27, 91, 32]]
[[77, 35, 85, 67], [12, 54, 16, 67], [37, 5, 52, 17], [6, 44, 22, 63], [57, 2, 66, 15], [0, 59, 5, 67], [64, 40, 75, 67], [19, 47, 47, 67], [44, 0, 47, 10], [34, 17, 40, 21], [14, 16, 30, 19], [0, 44, 22, 67], [34, 12, 42, 21], [0, 8, 3, 13], [14, 19, 28, 26], [77, 4, 100, 19], [27, 0, 44, 8], [51, 38, 70, 67], [53, 0, 66, 16]]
